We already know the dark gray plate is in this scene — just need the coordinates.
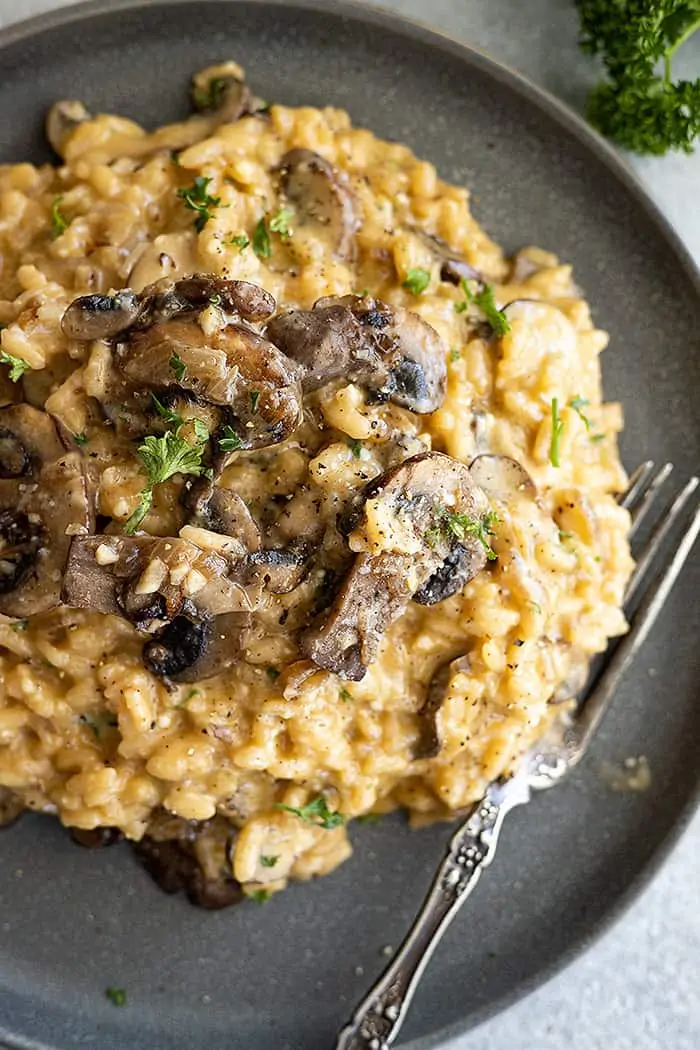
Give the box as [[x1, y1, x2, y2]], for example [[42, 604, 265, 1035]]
[[0, 2, 699, 1048]]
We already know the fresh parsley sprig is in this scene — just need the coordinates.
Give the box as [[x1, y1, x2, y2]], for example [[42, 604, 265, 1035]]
[[0, 350, 30, 382], [403, 267, 431, 295], [575, 0, 700, 155], [276, 795, 346, 830], [50, 196, 69, 239], [177, 176, 222, 232], [455, 278, 510, 336], [124, 429, 209, 534]]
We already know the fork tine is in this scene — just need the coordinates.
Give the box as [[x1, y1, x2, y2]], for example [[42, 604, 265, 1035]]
[[625, 476, 699, 605], [620, 461, 655, 511], [575, 489, 700, 753], [629, 462, 674, 529]]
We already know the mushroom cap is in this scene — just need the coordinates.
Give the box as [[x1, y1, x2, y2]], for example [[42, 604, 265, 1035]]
[[278, 148, 357, 262]]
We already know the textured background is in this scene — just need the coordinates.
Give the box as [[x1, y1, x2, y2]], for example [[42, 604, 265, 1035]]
[[0, 2, 698, 1049]]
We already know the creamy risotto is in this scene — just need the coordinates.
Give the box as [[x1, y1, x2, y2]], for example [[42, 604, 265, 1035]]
[[0, 62, 633, 906]]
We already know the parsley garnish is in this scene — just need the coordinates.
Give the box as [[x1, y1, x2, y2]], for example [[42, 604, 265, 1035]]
[[192, 418, 209, 444], [266, 666, 280, 682], [192, 76, 228, 111], [124, 429, 208, 534], [151, 393, 184, 427], [0, 351, 30, 382], [576, 0, 700, 155], [590, 432, 606, 443], [570, 395, 592, 430], [177, 176, 222, 232], [402, 267, 431, 296], [79, 712, 118, 738], [105, 987, 127, 1007], [169, 352, 187, 382], [218, 426, 243, 452], [249, 889, 271, 904], [550, 397, 564, 467], [456, 279, 510, 336], [430, 508, 499, 560], [9, 619, 28, 632], [339, 687, 353, 702], [73, 432, 88, 446], [269, 207, 294, 238], [50, 196, 68, 239], [260, 854, 279, 868], [347, 438, 363, 458], [252, 217, 271, 258], [530, 600, 543, 615], [249, 390, 260, 413], [449, 347, 461, 362], [276, 795, 346, 830], [223, 233, 250, 252]]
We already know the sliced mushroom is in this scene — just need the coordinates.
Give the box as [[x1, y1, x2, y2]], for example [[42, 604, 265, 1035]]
[[170, 277, 276, 322], [278, 148, 357, 261], [243, 548, 308, 595], [184, 480, 261, 550], [416, 654, 471, 759], [61, 534, 253, 629], [191, 64, 253, 124], [144, 610, 251, 683], [301, 453, 490, 679], [0, 405, 95, 618], [412, 543, 486, 605], [61, 290, 144, 341], [266, 294, 447, 413], [70, 826, 123, 848], [469, 454, 536, 501], [45, 99, 92, 157], [411, 228, 482, 285]]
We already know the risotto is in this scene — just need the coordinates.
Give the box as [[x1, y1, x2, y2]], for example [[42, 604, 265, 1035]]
[[0, 62, 633, 906]]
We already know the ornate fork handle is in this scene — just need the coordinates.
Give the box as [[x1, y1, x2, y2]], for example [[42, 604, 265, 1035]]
[[335, 777, 529, 1050]]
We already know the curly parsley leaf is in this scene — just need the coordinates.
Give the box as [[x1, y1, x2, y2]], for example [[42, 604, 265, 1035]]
[[440, 508, 499, 560], [575, 0, 700, 155], [276, 795, 346, 830], [151, 393, 184, 427], [402, 267, 431, 296], [347, 438, 363, 458], [177, 176, 222, 232], [223, 233, 250, 252], [269, 206, 294, 238], [73, 432, 88, 446], [248, 889, 271, 904], [169, 351, 187, 382], [550, 397, 565, 467], [218, 426, 243, 452], [124, 430, 208, 534], [456, 279, 510, 336], [252, 217, 271, 258], [192, 76, 228, 112], [0, 351, 30, 382], [105, 987, 127, 1007], [260, 854, 279, 868]]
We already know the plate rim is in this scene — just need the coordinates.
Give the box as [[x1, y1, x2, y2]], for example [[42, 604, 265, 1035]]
[[0, 3, 699, 1049]]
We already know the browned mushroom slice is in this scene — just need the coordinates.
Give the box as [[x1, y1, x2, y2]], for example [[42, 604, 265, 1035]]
[[45, 99, 92, 158], [170, 277, 276, 322], [278, 148, 357, 261], [416, 655, 471, 759], [61, 290, 144, 341], [411, 228, 482, 285], [184, 480, 262, 551], [143, 610, 251, 683], [469, 454, 536, 501], [267, 293, 447, 414], [191, 67, 253, 125], [61, 534, 253, 629], [117, 319, 303, 450], [0, 406, 95, 618], [301, 453, 490, 680]]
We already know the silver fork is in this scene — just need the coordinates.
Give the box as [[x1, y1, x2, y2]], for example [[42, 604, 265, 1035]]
[[336, 461, 700, 1050]]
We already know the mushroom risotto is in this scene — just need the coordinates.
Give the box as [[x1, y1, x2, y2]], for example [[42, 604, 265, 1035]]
[[0, 63, 633, 906]]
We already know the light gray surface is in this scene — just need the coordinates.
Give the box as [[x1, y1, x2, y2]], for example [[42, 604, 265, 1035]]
[[0, 2, 698, 1050]]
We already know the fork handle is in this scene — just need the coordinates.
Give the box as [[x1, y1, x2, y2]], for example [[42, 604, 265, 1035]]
[[335, 784, 520, 1050]]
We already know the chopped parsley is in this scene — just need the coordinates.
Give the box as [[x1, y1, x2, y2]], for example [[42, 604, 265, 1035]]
[[79, 712, 118, 738], [249, 390, 260, 414], [402, 267, 431, 296], [73, 432, 88, 446], [276, 795, 346, 830], [260, 855, 279, 868], [9, 619, 28, 632], [124, 429, 208, 534], [192, 76, 228, 111], [269, 206, 294, 238], [530, 600, 543, 615], [570, 395, 592, 430], [590, 432, 606, 443], [169, 351, 187, 382], [550, 397, 564, 467], [449, 347, 462, 363], [50, 196, 69, 239], [455, 278, 510, 336], [248, 889, 271, 904], [151, 393, 184, 427], [266, 666, 280, 682], [339, 687, 353, 703], [105, 987, 127, 1007], [191, 418, 209, 444], [223, 233, 250, 252], [0, 351, 30, 382], [431, 508, 499, 560], [252, 217, 271, 258], [218, 426, 243, 452], [347, 438, 363, 458], [177, 176, 222, 232]]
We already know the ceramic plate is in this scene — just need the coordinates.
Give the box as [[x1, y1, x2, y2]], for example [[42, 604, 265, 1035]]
[[0, 3, 699, 1048]]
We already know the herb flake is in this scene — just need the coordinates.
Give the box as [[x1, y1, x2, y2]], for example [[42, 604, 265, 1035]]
[[50, 196, 68, 239], [570, 395, 592, 430], [402, 267, 431, 296], [177, 176, 222, 232], [252, 217, 271, 258], [0, 351, 30, 382], [276, 795, 346, 830], [218, 426, 243, 452], [169, 352, 187, 382], [269, 207, 294, 238], [456, 279, 510, 336], [105, 987, 127, 1007], [223, 233, 250, 252], [260, 855, 279, 868], [550, 397, 564, 467], [124, 429, 208, 534]]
